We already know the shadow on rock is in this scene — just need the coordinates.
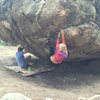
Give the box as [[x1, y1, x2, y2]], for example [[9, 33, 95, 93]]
[[30, 58, 100, 90]]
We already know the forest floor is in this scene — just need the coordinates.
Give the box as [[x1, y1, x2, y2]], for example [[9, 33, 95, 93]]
[[0, 45, 100, 100]]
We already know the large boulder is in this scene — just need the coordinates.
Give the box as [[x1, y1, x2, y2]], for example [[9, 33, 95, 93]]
[[0, 0, 100, 60]]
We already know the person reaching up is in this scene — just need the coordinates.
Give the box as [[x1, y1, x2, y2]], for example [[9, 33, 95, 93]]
[[50, 30, 68, 64]]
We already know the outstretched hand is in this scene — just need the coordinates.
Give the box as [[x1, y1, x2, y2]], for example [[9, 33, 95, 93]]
[[57, 32, 61, 38], [61, 30, 65, 34]]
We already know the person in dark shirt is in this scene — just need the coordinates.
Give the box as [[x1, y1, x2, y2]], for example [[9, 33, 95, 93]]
[[16, 46, 31, 68]]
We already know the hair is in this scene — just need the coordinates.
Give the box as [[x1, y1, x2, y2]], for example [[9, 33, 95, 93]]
[[18, 47, 24, 52], [59, 43, 67, 53]]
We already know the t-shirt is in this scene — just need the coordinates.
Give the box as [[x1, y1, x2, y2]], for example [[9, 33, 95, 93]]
[[16, 51, 28, 67]]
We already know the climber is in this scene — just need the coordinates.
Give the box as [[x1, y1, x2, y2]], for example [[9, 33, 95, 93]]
[[15, 46, 32, 68], [49, 30, 68, 64]]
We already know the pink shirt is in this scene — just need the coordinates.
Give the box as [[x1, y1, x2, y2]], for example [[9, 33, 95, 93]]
[[51, 39, 68, 64]]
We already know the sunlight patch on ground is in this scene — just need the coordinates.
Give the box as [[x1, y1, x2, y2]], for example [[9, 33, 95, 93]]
[[0, 45, 17, 57]]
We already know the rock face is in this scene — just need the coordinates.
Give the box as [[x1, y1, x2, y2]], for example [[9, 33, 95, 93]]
[[0, 0, 100, 59]]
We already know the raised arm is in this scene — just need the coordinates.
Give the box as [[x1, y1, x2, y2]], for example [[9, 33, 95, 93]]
[[61, 30, 69, 55], [56, 32, 60, 50], [61, 30, 65, 44]]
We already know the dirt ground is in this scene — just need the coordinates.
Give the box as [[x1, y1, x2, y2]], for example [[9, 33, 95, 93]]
[[0, 45, 100, 100]]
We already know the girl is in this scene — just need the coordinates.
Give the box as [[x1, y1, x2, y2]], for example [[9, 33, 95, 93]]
[[50, 30, 68, 64]]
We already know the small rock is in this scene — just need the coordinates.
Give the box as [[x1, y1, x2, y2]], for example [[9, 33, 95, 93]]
[[45, 98, 53, 100]]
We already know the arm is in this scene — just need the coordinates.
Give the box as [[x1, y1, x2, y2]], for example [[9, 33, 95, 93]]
[[61, 30, 69, 55], [23, 47, 29, 54], [61, 30, 65, 44], [56, 32, 60, 50]]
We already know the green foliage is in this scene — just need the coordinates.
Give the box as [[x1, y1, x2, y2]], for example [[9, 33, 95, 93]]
[[0, 39, 7, 45]]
